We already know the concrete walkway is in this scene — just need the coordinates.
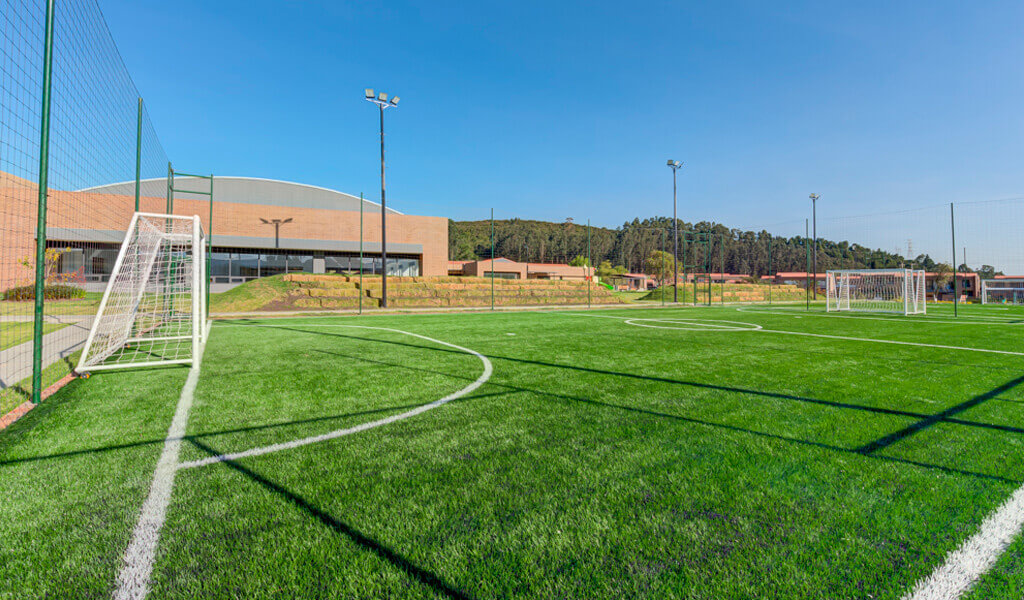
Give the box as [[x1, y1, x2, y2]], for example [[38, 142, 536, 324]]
[[0, 316, 92, 389]]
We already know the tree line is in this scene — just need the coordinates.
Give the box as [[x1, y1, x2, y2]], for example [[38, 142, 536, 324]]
[[448, 217, 994, 277]]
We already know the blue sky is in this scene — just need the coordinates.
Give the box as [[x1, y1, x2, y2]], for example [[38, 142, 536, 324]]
[[103, 0, 1024, 230]]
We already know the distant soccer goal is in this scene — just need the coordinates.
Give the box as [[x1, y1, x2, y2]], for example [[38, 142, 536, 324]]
[[981, 279, 1024, 305], [826, 269, 926, 315], [77, 213, 206, 372]]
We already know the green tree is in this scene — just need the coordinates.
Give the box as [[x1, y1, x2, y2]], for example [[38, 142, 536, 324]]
[[645, 250, 676, 286], [569, 255, 589, 267], [933, 262, 953, 290]]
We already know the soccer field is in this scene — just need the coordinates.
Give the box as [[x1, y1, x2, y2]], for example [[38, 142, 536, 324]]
[[2, 304, 1023, 599]]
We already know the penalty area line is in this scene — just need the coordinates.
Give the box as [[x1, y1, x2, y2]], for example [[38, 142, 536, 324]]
[[903, 485, 1024, 600], [112, 321, 210, 600]]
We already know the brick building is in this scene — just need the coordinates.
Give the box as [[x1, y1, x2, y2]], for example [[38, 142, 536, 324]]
[[1, 173, 448, 291]]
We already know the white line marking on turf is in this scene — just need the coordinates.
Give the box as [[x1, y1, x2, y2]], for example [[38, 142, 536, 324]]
[[903, 485, 1024, 600], [623, 318, 762, 331], [565, 312, 1024, 355], [112, 322, 210, 600], [736, 306, 1024, 325], [177, 325, 492, 469], [757, 328, 1024, 356]]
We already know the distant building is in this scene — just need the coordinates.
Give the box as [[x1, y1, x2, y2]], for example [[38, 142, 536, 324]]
[[0, 173, 448, 292], [448, 258, 593, 280]]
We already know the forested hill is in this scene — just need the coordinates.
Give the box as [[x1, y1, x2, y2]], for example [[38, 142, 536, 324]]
[[448, 217, 940, 277]]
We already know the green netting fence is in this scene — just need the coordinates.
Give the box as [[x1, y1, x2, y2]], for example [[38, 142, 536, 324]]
[[1, 0, 170, 418]]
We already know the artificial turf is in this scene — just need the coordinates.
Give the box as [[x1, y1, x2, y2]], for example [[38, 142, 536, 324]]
[[1, 303, 1023, 598]]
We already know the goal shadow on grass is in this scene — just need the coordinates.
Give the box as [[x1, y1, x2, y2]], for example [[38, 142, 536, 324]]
[[255, 322, 1024, 484], [186, 436, 477, 600]]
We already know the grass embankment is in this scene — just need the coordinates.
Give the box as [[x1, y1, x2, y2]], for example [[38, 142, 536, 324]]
[[210, 274, 624, 313]]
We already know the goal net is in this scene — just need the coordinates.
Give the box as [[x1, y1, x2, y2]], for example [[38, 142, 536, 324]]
[[981, 279, 1024, 305], [826, 269, 926, 315], [77, 213, 206, 372]]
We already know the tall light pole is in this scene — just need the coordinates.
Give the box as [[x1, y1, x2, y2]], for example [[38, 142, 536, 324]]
[[809, 193, 819, 300], [259, 217, 292, 250], [667, 160, 683, 302], [365, 88, 399, 307]]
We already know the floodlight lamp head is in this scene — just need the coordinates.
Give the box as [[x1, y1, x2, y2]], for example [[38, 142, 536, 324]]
[[259, 218, 270, 224], [378, 92, 387, 101], [809, 193, 820, 201], [282, 218, 293, 223], [364, 88, 374, 99], [667, 159, 675, 166], [390, 96, 400, 105]]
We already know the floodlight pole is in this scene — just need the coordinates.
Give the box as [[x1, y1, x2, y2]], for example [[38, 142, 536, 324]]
[[667, 160, 682, 303], [365, 89, 399, 307], [810, 193, 819, 300]]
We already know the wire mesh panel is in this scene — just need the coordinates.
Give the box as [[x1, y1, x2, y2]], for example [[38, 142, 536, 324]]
[[78, 213, 203, 371], [1, 0, 169, 416]]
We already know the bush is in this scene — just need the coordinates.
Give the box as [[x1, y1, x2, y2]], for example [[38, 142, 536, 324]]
[[2, 284, 86, 301]]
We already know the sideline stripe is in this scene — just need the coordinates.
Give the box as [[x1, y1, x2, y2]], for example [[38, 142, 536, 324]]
[[903, 486, 1024, 600], [112, 321, 210, 600], [177, 325, 492, 469]]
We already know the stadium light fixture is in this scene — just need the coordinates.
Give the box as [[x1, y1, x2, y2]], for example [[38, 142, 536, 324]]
[[667, 160, 683, 303], [365, 88, 400, 307]]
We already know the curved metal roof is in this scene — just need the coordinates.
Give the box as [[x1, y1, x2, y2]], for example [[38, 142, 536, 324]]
[[79, 176, 403, 214]]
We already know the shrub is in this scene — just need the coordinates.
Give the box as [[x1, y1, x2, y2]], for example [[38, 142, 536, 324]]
[[2, 284, 86, 301]]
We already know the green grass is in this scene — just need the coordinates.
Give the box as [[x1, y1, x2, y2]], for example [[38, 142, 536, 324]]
[[209, 275, 293, 313], [0, 292, 102, 316], [2, 303, 1024, 598], [0, 321, 67, 351]]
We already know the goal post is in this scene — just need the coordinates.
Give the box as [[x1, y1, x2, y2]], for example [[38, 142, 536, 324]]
[[77, 213, 206, 372], [981, 279, 1024, 305], [826, 268, 926, 315]]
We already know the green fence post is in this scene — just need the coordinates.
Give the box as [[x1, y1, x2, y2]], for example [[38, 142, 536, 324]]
[[135, 98, 142, 212], [207, 175, 213, 318], [31, 0, 56, 404], [661, 230, 666, 306], [768, 235, 773, 305], [166, 163, 173, 213], [805, 219, 810, 311], [359, 193, 364, 314], [587, 219, 591, 309], [950, 202, 957, 317], [490, 208, 494, 311]]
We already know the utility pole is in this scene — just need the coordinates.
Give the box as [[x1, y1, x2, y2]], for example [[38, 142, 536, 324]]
[[259, 218, 292, 249], [667, 160, 683, 302]]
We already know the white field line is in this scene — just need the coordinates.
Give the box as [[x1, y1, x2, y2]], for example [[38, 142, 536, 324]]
[[758, 329, 1024, 356], [622, 318, 762, 332], [903, 485, 1024, 600], [566, 312, 1024, 355], [735, 307, 1024, 325], [112, 321, 211, 600], [177, 325, 492, 469]]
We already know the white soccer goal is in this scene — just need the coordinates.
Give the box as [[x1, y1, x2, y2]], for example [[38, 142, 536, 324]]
[[981, 279, 1024, 305], [77, 213, 206, 372], [826, 268, 926, 315]]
